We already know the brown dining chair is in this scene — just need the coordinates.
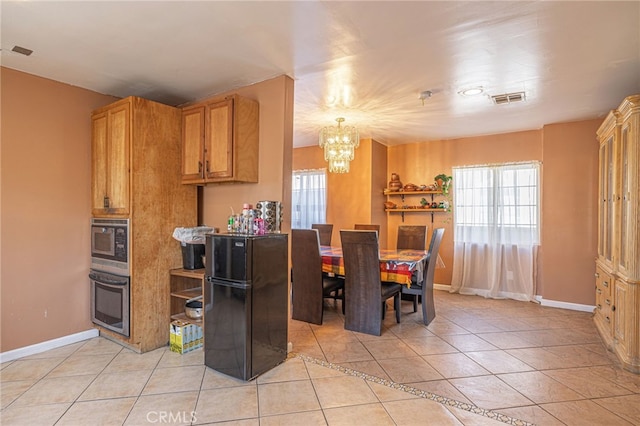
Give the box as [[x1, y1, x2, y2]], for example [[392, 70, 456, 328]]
[[340, 230, 402, 336], [354, 224, 380, 233], [291, 229, 344, 325], [401, 228, 444, 326], [396, 225, 427, 250], [311, 224, 333, 246]]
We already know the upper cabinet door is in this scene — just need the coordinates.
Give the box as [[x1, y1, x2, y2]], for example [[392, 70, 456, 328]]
[[106, 104, 130, 215], [596, 110, 619, 270], [616, 96, 640, 280], [91, 112, 108, 214], [205, 98, 234, 180], [91, 101, 130, 216], [180, 93, 258, 185], [181, 106, 205, 184]]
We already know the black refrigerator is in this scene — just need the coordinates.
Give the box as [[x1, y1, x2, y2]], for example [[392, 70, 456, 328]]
[[204, 233, 288, 380]]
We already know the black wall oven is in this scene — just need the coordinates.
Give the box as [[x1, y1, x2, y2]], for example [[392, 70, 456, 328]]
[[90, 218, 130, 336], [90, 269, 130, 336]]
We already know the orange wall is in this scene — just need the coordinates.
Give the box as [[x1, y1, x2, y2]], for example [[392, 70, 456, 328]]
[[388, 130, 543, 286], [294, 124, 601, 305], [541, 119, 601, 304], [1, 68, 118, 351], [293, 138, 388, 247]]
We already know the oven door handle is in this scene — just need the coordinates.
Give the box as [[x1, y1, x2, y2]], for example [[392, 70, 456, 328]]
[[89, 272, 128, 286]]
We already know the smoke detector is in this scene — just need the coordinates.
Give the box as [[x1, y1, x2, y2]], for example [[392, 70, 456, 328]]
[[491, 91, 526, 105]]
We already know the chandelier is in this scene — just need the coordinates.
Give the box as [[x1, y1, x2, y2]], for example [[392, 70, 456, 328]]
[[318, 117, 360, 173]]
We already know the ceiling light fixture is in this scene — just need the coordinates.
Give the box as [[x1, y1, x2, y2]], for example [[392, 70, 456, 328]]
[[458, 87, 484, 97], [318, 117, 360, 173]]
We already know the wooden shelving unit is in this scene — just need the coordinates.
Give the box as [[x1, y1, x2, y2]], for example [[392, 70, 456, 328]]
[[384, 189, 448, 222], [170, 268, 205, 327]]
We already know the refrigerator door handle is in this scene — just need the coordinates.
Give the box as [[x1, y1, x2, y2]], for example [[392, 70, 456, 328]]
[[205, 277, 251, 289]]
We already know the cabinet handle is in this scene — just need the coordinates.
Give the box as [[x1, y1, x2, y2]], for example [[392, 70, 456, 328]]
[[206, 160, 210, 173], [198, 161, 202, 173], [596, 288, 602, 294], [603, 281, 609, 287], [597, 304, 602, 310], [612, 305, 616, 312], [103, 195, 110, 209], [605, 316, 610, 323], [595, 272, 600, 278], [605, 299, 611, 305]]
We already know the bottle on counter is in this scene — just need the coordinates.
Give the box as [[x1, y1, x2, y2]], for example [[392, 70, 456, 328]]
[[241, 203, 253, 234], [247, 208, 255, 235], [255, 217, 265, 235], [233, 214, 242, 233]]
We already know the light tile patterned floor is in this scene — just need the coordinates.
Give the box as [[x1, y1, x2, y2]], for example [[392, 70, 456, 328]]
[[1, 290, 639, 425]]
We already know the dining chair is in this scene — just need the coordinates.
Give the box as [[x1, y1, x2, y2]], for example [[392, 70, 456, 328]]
[[396, 225, 427, 250], [354, 224, 380, 233], [340, 230, 402, 336], [401, 228, 444, 326], [311, 224, 333, 246], [291, 229, 344, 325]]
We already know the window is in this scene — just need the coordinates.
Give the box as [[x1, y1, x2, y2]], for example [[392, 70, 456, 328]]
[[450, 161, 541, 301], [454, 162, 540, 245], [291, 169, 327, 229]]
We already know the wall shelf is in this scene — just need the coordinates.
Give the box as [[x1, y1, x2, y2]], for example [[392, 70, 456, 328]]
[[384, 189, 449, 222], [383, 189, 443, 196]]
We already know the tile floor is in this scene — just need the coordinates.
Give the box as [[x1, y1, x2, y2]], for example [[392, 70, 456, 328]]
[[1, 290, 639, 425]]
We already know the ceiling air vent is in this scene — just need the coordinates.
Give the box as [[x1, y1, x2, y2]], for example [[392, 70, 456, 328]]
[[11, 45, 33, 56], [491, 91, 526, 105]]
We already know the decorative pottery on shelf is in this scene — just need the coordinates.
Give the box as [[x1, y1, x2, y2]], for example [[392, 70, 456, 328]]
[[403, 183, 418, 192], [388, 173, 403, 191]]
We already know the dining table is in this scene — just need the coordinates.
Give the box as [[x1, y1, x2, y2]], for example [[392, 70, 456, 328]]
[[320, 245, 428, 286]]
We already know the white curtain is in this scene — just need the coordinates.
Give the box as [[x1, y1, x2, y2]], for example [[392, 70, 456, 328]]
[[450, 162, 540, 301], [291, 169, 327, 229]]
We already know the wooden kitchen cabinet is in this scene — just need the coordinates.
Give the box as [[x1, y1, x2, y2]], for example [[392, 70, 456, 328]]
[[594, 264, 614, 337], [595, 94, 640, 373], [91, 96, 197, 353], [91, 101, 131, 215], [181, 94, 259, 185]]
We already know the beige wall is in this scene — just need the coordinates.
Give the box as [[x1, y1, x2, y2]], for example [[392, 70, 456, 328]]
[[0, 64, 599, 352], [198, 75, 294, 233], [1, 69, 294, 353], [294, 123, 601, 305], [1, 68, 118, 351]]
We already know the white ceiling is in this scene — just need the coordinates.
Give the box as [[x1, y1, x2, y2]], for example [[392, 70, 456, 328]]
[[2, 1, 639, 148]]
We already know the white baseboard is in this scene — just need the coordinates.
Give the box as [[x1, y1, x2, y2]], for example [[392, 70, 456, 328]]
[[534, 296, 596, 313], [0, 329, 99, 363], [434, 283, 451, 291], [434, 284, 595, 313]]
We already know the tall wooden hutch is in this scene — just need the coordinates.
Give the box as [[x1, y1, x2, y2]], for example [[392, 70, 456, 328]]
[[595, 94, 640, 373]]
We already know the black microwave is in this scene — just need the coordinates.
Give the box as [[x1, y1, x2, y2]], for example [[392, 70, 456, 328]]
[[91, 218, 129, 275]]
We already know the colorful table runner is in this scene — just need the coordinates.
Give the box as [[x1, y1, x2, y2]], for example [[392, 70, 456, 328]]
[[320, 246, 428, 286]]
